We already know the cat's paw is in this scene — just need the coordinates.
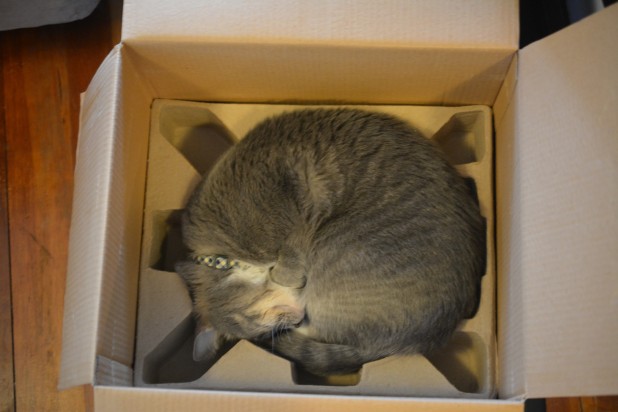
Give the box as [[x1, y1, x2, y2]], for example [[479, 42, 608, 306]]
[[193, 328, 220, 362]]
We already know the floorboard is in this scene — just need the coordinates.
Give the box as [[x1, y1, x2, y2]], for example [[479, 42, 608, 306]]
[[1, 1, 115, 410], [0, 39, 16, 412]]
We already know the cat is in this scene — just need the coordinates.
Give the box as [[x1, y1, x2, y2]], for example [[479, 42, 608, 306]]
[[176, 108, 486, 376]]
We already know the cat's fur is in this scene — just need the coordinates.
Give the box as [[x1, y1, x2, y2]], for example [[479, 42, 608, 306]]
[[176, 108, 485, 375]]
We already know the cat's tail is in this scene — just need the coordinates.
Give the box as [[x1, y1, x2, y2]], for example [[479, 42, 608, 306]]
[[267, 330, 365, 376]]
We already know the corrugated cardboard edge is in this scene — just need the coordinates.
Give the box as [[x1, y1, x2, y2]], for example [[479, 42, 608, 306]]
[[94, 41, 153, 376], [96, 356, 133, 386], [93, 386, 524, 412], [59, 44, 155, 389], [121, 0, 518, 48], [498, 3, 618, 398], [59, 46, 123, 389], [495, 52, 523, 399]]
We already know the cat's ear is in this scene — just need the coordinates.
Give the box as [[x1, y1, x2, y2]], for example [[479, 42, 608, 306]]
[[270, 241, 307, 289], [270, 263, 306, 289], [193, 323, 221, 362]]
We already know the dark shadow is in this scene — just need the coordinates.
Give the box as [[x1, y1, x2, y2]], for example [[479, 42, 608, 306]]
[[462, 177, 480, 206], [158, 104, 235, 176], [433, 111, 485, 165], [150, 209, 189, 272], [292, 365, 361, 387], [142, 314, 236, 384], [462, 176, 488, 296], [525, 398, 547, 412], [169, 123, 234, 176], [520, 0, 570, 47], [424, 332, 486, 394]]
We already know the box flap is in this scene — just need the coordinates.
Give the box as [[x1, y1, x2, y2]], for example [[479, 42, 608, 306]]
[[122, 0, 518, 48], [60, 45, 153, 389], [498, 4, 618, 398], [120, 1, 518, 106], [59, 47, 123, 389]]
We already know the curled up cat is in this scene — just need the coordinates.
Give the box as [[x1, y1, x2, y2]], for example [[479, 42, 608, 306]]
[[175, 108, 486, 376]]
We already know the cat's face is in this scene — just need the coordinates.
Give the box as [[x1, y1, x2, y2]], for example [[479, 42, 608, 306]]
[[177, 258, 305, 341]]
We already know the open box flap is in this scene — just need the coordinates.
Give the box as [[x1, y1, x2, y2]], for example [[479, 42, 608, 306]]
[[497, 4, 618, 398], [60, 45, 153, 389], [59, 47, 123, 389], [118, 1, 518, 106], [121, 0, 518, 48]]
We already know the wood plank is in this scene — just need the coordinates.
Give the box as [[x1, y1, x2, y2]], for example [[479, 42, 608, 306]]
[[547, 396, 618, 412], [1, 1, 116, 410], [581, 396, 618, 412], [547, 397, 581, 412], [0, 42, 16, 412]]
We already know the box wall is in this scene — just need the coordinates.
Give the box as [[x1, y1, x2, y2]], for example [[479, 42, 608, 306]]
[[494, 55, 525, 399], [59, 45, 155, 388], [93, 386, 524, 412], [123, 41, 514, 106], [95, 47, 153, 372], [503, 5, 618, 398], [122, 0, 518, 48], [60, 47, 123, 389]]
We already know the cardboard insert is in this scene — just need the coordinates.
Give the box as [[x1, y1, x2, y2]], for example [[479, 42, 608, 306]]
[[134, 99, 496, 398]]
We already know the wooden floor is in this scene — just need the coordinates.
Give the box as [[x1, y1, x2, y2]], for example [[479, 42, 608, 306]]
[[0, 1, 616, 411], [0, 1, 117, 411]]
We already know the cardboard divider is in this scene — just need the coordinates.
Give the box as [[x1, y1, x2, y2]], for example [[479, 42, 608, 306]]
[[434, 111, 486, 165], [134, 99, 495, 398]]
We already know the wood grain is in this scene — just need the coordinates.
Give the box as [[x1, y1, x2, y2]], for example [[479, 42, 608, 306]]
[[547, 397, 583, 412], [0, 42, 15, 412], [0, 1, 116, 410], [581, 397, 618, 412], [547, 396, 618, 412]]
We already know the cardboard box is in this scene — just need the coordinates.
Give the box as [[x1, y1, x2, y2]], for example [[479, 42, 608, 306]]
[[59, 1, 618, 410]]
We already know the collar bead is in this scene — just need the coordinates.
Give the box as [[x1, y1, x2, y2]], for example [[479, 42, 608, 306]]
[[194, 254, 239, 270]]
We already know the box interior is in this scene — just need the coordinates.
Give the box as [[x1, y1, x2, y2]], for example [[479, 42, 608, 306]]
[[133, 100, 495, 398]]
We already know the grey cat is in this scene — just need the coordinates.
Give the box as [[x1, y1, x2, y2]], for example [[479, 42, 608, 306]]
[[176, 108, 485, 376]]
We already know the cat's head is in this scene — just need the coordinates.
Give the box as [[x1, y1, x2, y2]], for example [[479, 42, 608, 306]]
[[175, 257, 305, 357], [180, 145, 301, 264]]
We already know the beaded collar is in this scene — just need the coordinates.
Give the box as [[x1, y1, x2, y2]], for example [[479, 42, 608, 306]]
[[193, 254, 240, 270]]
